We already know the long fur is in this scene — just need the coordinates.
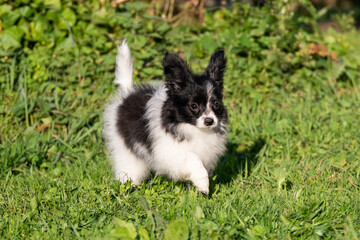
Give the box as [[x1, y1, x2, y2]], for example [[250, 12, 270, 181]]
[[103, 40, 228, 193], [114, 40, 133, 97]]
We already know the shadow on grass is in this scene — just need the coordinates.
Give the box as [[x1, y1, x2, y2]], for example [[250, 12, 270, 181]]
[[212, 138, 266, 185]]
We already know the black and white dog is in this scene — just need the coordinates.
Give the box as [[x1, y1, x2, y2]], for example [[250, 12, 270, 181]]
[[103, 41, 228, 194]]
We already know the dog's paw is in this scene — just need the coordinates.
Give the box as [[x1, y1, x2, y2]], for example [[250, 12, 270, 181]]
[[193, 177, 209, 194]]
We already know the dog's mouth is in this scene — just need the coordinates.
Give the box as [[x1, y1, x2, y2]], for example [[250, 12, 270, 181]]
[[196, 124, 217, 129]]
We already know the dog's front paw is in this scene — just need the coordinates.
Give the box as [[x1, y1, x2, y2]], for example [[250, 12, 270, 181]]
[[184, 152, 210, 194], [193, 177, 209, 194]]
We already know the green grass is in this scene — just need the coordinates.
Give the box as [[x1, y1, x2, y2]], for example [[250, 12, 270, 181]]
[[1, 58, 359, 239], [1, 1, 360, 239]]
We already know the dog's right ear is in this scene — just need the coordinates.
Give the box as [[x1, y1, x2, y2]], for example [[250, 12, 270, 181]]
[[162, 52, 193, 92], [204, 50, 227, 91]]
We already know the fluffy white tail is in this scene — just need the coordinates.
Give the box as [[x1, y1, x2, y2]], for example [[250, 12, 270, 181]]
[[114, 40, 133, 96]]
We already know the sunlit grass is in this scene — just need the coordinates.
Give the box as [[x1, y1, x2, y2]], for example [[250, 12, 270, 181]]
[[1, 52, 359, 238], [1, 2, 360, 238]]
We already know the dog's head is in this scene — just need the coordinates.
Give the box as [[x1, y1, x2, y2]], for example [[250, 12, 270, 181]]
[[162, 50, 227, 133]]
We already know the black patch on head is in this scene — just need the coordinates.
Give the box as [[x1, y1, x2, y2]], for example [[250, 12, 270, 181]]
[[116, 85, 156, 155], [161, 50, 228, 140]]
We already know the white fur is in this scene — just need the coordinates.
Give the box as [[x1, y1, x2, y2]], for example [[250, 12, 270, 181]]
[[103, 41, 227, 193], [114, 40, 133, 97]]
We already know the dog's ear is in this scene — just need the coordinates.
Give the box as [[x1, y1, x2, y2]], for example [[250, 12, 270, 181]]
[[204, 50, 227, 90], [162, 52, 193, 92]]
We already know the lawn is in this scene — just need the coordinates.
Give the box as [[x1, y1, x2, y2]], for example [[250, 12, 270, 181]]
[[0, 1, 359, 239]]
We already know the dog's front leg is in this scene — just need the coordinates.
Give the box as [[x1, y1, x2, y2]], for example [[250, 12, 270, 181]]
[[184, 153, 209, 194]]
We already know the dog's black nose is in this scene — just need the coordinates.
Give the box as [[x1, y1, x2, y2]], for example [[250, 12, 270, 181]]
[[204, 117, 214, 126]]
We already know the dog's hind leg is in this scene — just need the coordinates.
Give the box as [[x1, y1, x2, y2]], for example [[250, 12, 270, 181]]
[[112, 145, 149, 185], [105, 132, 149, 185]]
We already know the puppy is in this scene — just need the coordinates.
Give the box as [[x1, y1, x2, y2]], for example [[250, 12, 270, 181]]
[[103, 40, 228, 194]]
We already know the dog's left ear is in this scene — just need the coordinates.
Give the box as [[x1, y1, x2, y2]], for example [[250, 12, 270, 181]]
[[204, 50, 227, 90]]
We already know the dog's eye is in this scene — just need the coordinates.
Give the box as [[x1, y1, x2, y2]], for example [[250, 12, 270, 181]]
[[213, 101, 221, 110], [190, 103, 199, 111]]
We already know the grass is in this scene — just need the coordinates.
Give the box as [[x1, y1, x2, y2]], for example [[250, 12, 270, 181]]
[[1, 57, 359, 239], [1, 3, 360, 239]]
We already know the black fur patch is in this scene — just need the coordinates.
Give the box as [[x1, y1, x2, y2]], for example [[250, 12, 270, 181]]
[[116, 85, 156, 155]]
